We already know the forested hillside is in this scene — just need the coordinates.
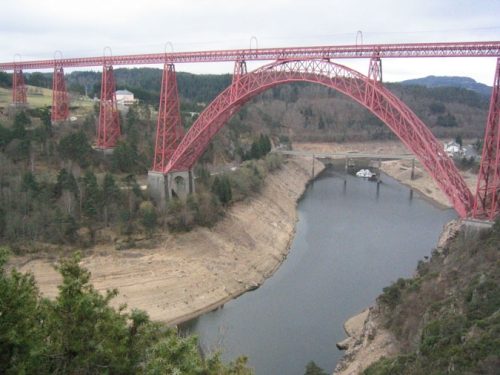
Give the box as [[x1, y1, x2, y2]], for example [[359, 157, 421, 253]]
[[16, 67, 491, 143], [0, 67, 491, 251], [362, 220, 500, 375], [0, 68, 495, 375], [58, 68, 492, 143]]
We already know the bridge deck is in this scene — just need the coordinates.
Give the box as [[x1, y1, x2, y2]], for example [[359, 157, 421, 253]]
[[1, 41, 499, 71]]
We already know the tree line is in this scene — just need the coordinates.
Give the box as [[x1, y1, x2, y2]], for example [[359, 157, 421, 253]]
[[14, 68, 490, 143]]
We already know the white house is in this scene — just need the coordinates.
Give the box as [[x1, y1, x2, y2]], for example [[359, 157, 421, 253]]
[[443, 140, 461, 157], [116, 90, 137, 106]]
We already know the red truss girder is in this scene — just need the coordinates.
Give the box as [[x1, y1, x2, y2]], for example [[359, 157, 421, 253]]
[[1, 41, 500, 71], [98, 65, 121, 148], [153, 63, 183, 172], [231, 60, 248, 102], [165, 59, 474, 218], [472, 58, 500, 220], [12, 68, 27, 104], [51, 66, 70, 122]]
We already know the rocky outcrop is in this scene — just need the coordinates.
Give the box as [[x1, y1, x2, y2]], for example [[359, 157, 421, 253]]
[[334, 304, 399, 375]]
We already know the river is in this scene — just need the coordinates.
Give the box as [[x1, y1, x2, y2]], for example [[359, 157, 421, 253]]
[[179, 165, 458, 375]]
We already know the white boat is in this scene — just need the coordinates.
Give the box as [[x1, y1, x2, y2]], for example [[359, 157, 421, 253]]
[[356, 169, 376, 178]]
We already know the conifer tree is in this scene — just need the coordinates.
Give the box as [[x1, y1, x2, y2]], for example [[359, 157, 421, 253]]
[[304, 360, 328, 375]]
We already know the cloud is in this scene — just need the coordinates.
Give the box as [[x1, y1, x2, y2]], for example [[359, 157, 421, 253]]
[[0, 0, 499, 84]]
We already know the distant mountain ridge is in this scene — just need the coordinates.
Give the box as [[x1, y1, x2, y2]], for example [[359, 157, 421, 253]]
[[400, 75, 492, 97]]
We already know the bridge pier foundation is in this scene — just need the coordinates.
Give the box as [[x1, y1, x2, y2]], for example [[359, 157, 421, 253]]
[[147, 171, 168, 207], [147, 170, 195, 206], [461, 218, 495, 238]]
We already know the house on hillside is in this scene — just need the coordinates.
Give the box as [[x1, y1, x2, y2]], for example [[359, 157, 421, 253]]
[[116, 90, 137, 106], [443, 140, 461, 157]]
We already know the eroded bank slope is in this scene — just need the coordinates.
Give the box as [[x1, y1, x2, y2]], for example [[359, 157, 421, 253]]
[[17, 156, 321, 325]]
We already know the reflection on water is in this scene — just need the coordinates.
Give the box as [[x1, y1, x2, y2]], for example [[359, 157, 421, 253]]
[[179, 166, 457, 375]]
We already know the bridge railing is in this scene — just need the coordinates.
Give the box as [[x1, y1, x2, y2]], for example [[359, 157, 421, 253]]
[[1, 41, 500, 71]]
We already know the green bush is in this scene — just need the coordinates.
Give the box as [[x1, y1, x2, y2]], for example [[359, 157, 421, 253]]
[[465, 277, 500, 321], [379, 278, 406, 309]]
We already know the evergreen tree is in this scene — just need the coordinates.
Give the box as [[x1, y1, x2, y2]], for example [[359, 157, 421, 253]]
[[0, 247, 47, 374], [0, 248, 254, 374], [0, 125, 12, 151], [46, 252, 130, 373], [101, 173, 120, 200], [65, 171, 79, 199], [101, 172, 121, 226], [221, 175, 232, 205], [20, 171, 38, 194], [54, 168, 69, 199], [112, 141, 144, 173], [263, 134, 272, 154], [212, 175, 232, 206], [39, 106, 52, 136], [141, 205, 158, 238], [0, 71, 11, 88], [318, 116, 325, 130], [58, 130, 94, 168], [250, 141, 261, 160], [82, 169, 99, 222], [436, 112, 458, 127], [12, 111, 30, 139], [304, 360, 328, 375]]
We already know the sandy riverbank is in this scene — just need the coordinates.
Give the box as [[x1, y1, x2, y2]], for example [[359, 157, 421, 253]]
[[15, 155, 322, 325]]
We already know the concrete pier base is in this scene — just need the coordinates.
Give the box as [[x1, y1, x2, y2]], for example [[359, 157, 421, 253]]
[[8, 103, 29, 116], [147, 170, 195, 206], [94, 147, 115, 155], [147, 171, 168, 207], [461, 218, 495, 237], [166, 170, 195, 200]]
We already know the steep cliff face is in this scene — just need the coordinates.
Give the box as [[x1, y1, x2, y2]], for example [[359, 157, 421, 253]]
[[17, 155, 322, 325], [334, 304, 398, 375]]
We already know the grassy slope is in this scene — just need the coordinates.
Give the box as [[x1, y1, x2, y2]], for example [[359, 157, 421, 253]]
[[0, 86, 94, 113]]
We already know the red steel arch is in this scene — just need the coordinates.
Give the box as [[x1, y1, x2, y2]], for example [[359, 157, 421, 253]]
[[165, 59, 474, 218]]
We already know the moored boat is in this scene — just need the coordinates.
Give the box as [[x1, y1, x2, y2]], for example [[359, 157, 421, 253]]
[[356, 169, 375, 178]]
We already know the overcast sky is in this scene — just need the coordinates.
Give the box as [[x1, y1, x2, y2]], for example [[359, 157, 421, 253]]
[[1, 0, 499, 85]]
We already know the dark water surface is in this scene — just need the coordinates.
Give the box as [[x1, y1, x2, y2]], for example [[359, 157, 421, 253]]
[[179, 166, 458, 375]]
